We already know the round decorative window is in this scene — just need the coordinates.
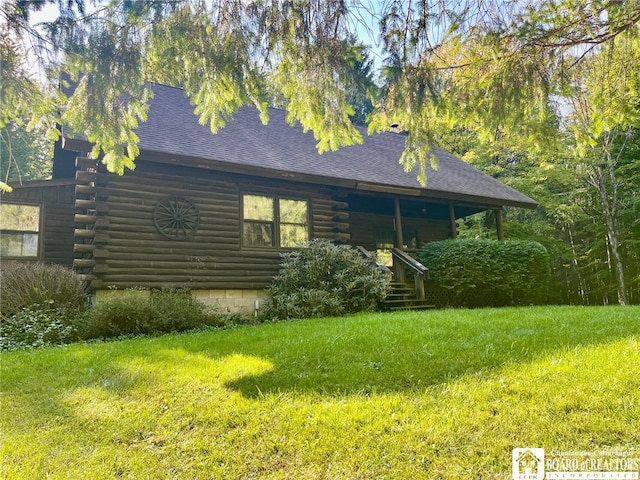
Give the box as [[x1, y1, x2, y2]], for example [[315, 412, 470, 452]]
[[153, 196, 200, 240]]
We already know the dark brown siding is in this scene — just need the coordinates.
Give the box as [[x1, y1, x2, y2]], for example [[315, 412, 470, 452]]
[[2, 181, 75, 267], [412, 219, 454, 244], [81, 162, 349, 290], [349, 212, 453, 251]]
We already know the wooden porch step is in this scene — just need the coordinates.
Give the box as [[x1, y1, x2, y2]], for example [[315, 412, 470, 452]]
[[388, 286, 413, 293], [383, 282, 435, 311], [387, 301, 435, 311], [388, 283, 413, 294], [382, 299, 436, 311], [386, 291, 413, 299]]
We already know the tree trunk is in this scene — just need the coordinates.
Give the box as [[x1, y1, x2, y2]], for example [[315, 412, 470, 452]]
[[591, 130, 628, 305], [565, 224, 587, 304], [601, 191, 627, 305]]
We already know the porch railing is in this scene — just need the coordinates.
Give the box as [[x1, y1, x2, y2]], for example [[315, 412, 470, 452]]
[[356, 246, 392, 276], [391, 248, 428, 300]]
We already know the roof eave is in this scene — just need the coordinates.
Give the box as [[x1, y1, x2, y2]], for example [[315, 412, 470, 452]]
[[138, 150, 538, 208], [61, 135, 90, 154]]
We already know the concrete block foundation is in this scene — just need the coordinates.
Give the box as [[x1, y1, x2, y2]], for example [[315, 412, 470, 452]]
[[94, 288, 267, 315]]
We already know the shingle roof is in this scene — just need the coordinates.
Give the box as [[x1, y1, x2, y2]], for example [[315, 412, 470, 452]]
[[69, 83, 538, 209]]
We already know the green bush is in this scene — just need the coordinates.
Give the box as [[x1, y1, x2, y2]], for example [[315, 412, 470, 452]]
[[418, 239, 550, 307], [0, 262, 87, 350], [0, 306, 82, 351], [83, 287, 220, 339], [0, 262, 87, 317], [264, 239, 390, 320]]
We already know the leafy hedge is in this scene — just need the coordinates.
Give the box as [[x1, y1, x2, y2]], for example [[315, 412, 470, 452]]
[[265, 239, 390, 319], [83, 287, 226, 339], [418, 239, 550, 307], [0, 262, 88, 351], [0, 262, 256, 349]]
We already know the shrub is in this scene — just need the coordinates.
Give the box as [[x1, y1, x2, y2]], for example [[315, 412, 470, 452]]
[[83, 287, 216, 339], [0, 262, 86, 317], [418, 239, 550, 307], [0, 306, 82, 351], [264, 239, 390, 319]]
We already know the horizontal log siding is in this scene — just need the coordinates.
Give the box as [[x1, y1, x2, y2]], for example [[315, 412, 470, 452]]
[[43, 204, 76, 265], [414, 218, 452, 245], [350, 212, 453, 250], [3, 183, 75, 266], [348, 213, 381, 250], [92, 163, 347, 290], [312, 197, 350, 242]]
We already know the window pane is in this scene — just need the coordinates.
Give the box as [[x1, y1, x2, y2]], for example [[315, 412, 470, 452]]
[[279, 199, 307, 224], [22, 233, 39, 256], [1, 234, 21, 256], [0, 233, 39, 257], [0, 204, 40, 231], [243, 222, 274, 247], [375, 229, 395, 249], [403, 229, 418, 249], [279, 199, 308, 247], [280, 225, 308, 247], [374, 228, 417, 250], [244, 195, 273, 221]]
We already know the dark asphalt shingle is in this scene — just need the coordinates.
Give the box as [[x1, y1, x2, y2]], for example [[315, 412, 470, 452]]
[[73, 83, 539, 208]]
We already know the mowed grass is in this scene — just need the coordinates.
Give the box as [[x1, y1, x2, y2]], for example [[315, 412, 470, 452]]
[[1, 306, 639, 479]]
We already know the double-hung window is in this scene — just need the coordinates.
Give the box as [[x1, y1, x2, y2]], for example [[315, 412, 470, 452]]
[[243, 194, 309, 248], [0, 203, 41, 259]]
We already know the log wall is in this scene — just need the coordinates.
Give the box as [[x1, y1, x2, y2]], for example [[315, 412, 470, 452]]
[[349, 212, 453, 251], [77, 161, 349, 290]]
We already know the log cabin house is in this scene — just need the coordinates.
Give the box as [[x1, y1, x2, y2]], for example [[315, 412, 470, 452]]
[[1, 83, 537, 312]]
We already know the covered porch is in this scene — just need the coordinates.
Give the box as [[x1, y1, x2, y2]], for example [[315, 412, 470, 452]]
[[346, 191, 509, 309]]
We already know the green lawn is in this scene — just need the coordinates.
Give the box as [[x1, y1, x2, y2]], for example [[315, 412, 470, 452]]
[[1, 306, 639, 479]]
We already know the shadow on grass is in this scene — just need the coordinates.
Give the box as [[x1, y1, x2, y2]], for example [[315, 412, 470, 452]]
[[213, 306, 640, 398], [3, 307, 639, 412], [2, 308, 639, 479]]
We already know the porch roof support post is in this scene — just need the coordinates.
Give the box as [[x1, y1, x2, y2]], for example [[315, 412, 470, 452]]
[[496, 208, 504, 240], [449, 204, 457, 239], [394, 197, 404, 250]]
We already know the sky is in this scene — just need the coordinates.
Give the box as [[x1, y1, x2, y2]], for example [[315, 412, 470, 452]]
[[25, 0, 389, 75]]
